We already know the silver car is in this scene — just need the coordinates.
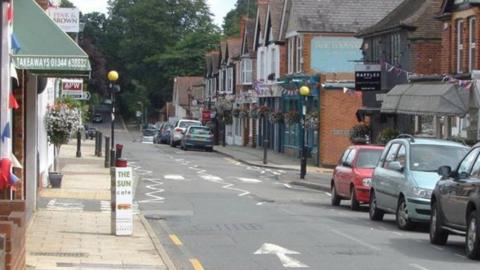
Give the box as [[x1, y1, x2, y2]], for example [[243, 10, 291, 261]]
[[170, 119, 202, 147]]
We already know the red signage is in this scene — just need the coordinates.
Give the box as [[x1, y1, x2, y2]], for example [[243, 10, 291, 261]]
[[202, 110, 211, 122], [61, 79, 83, 92]]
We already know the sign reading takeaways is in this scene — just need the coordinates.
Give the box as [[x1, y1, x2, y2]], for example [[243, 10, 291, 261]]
[[355, 64, 381, 91], [47, 8, 80, 33], [61, 79, 83, 99], [13, 56, 90, 71], [111, 167, 133, 236]]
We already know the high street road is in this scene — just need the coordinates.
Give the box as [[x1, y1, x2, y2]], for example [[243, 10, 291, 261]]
[[98, 123, 479, 270]]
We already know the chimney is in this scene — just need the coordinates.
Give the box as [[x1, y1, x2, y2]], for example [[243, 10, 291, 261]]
[[35, 0, 49, 10]]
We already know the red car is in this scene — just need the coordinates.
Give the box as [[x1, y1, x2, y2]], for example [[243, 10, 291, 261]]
[[331, 145, 384, 210]]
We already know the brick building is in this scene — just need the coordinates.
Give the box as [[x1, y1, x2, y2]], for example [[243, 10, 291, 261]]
[[279, 0, 402, 166], [356, 0, 444, 140]]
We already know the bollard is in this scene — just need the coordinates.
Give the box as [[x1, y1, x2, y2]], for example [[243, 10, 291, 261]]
[[98, 132, 103, 157], [94, 132, 99, 156], [76, 130, 82, 158], [105, 137, 111, 168], [110, 149, 116, 167]]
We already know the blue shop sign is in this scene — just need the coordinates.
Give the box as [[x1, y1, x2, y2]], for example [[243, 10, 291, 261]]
[[311, 36, 362, 73]]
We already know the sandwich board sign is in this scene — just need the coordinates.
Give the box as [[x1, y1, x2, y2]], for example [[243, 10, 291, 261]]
[[111, 167, 133, 236]]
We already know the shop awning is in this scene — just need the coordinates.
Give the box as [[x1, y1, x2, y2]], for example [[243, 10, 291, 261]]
[[381, 82, 469, 116], [12, 0, 90, 76]]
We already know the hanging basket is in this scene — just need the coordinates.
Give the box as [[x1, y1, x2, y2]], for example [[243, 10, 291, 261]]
[[285, 111, 301, 125]]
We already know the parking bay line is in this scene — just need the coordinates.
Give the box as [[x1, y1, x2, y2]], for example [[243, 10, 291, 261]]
[[329, 228, 381, 252], [168, 234, 183, 246], [409, 263, 431, 270], [189, 259, 205, 270]]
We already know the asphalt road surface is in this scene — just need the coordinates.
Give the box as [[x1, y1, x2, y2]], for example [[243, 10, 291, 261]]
[[97, 122, 479, 270]]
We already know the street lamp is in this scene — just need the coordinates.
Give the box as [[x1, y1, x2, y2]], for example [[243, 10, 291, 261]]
[[137, 101, 144, 130], [299, 85, 311, 179], [108, 70, 119, 167]]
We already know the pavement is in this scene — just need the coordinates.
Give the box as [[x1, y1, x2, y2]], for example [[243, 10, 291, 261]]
[[214, 145, 332, 192], [26, 139, 169, 270]]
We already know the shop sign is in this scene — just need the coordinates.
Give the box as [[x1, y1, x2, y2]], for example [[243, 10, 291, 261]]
[[47, 8, 80, 33], [311, 36, 363, 73], [111, 167, 133, 236], [355, 64, 381, 91], [13, 56, 90, 71], [61, 79, 83, 99]]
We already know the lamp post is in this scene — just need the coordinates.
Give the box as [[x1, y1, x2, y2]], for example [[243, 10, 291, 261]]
[[187, 88, 192, 119], [137, 101, 144, 130], [299, 85, 311, 179], [108, 70, 119, 167]]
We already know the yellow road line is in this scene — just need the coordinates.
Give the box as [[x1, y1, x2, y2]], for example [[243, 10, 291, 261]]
[[169, 234, 183, 246], [189, 258, 205, 270]]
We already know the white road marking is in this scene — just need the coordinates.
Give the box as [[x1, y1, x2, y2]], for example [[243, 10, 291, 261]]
[[432, 246, 444, 251], [138, 178, 165, 204], [454, 253, 466, 258], [393, 232, 403, 236], [284, 184, 293, 189], [254, 243, 309, 268], [237, 177, 262, 183], [201, 175, 223, 182], [136, 169, 152, 175], [222, 184, 250, 197], [409, 263, 431, 270], [164, 175, 185, 180], [256, 202, 265, 206], [329, 228, 381, 251], [324, 192, 332, 197]]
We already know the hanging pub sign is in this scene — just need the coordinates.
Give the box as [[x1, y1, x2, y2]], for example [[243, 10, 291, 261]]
[[47, 8, 80, 33], [355, 64, 381, 91], [61, 79, 83, 99]]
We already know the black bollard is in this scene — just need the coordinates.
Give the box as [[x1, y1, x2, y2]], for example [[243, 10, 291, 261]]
[[94, 132, 99, 156], [98, 132, 103, 157], [105, 137, 110, 168], [76, 130, 82, 158]]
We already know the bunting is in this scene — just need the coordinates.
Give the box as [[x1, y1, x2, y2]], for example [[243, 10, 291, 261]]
[[1, 123, 10, 143], [9, 94, 18, 110]]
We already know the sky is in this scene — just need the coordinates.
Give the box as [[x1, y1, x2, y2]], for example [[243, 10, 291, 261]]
[[68, 0, 236, 26]]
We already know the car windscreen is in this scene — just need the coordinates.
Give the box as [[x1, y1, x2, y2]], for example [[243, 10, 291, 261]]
[[356, 149, 383, 168], [189, 127, 211, 135], [143, 129, 156, 136], [410, 145, 469, 172], [179, 121, 201, 128]]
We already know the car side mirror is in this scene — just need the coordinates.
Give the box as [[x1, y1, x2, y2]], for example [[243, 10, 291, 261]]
[[388, 161, 404, 172], [437, 165, 452, 179], [342, 161, 351, 168]]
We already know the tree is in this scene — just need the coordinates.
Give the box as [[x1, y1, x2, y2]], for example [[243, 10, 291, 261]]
[[222, 0, 257, 37], [59, 0, 75, 8]]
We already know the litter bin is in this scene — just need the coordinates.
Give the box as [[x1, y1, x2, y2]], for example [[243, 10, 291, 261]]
[[116, 158, 128, 168], [115, 144, 123, 159]]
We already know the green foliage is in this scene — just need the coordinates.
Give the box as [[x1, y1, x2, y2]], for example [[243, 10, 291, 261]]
[[350, 124, 370, 144], [377, 128, 400, 145], [222, 0, 257, 37], [81, 0, 220, 119], [59, 0, 74, 8]]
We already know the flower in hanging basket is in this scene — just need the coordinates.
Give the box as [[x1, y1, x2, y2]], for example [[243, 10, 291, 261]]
[[232, 108, 241, 118], [239, 109, 249, 119], [258, 105, 271, 118], [306, 111, 319, 129], [222, 111, 233, 125], [270, 111, 284, 123], [284, 110, 301, 125]]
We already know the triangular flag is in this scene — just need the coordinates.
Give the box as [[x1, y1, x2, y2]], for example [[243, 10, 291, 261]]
[[11, 154, 22, 169], [10, 62, 18, 82], [7, 4, 13, 23], [9, 94, 19, 110], [1, 123, 10, 143], [9, 173, 19, 185], [11, 33, 21, 54]]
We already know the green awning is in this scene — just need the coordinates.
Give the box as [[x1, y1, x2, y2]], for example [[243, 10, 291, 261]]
[[12, 0, 90, 76]]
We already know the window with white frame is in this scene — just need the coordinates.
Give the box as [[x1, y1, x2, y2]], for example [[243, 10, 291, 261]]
[[226, 67, 234, 93], [457, 19, 464, 74], [288, 38, 295, 74], [295, 36, 303, 73], [259, 50, 266, 81], [469, 17, 476, 72], [241, 59, 253, 84], [389, 33, 400, 65], [270, 47, 277, 81]]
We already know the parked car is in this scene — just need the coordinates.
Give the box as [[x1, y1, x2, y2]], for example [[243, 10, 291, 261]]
[[153, 122, 165, 144], [142, 128, 157, 144], [369, 135, 469, 230], [331, 145, 384, 210], [157, 122, 173, 144], [170, 119, 202, 147], [85, 127, 96, 140], [430, 144, 480, 259], [92, 113, 103, 123], [180, 126, 214, 152]]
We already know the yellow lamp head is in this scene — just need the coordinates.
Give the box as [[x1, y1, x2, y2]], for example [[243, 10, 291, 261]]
[[299, 85, 310, 96], [107, 70, 119, 82]]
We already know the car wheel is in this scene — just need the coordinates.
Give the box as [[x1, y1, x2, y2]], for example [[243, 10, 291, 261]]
[[350, 187, 360, 211], [466, 210, 480, 260], [369, 190, 384, 221], [331, 183, 341, 206], [170, 141, 176, 148], [430, 201, 448, 245], [396, 197, 415, 230]]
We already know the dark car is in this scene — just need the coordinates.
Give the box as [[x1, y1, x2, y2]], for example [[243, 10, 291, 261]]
[[156, 122, 173, 144], [92, 114, 103, 123], [85, 127, 96, 140], [180, 126, 213, 151], [430, 144, 480, 260]]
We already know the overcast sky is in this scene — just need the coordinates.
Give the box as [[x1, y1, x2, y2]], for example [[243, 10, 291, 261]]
[[68, 0, 236, 26]]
